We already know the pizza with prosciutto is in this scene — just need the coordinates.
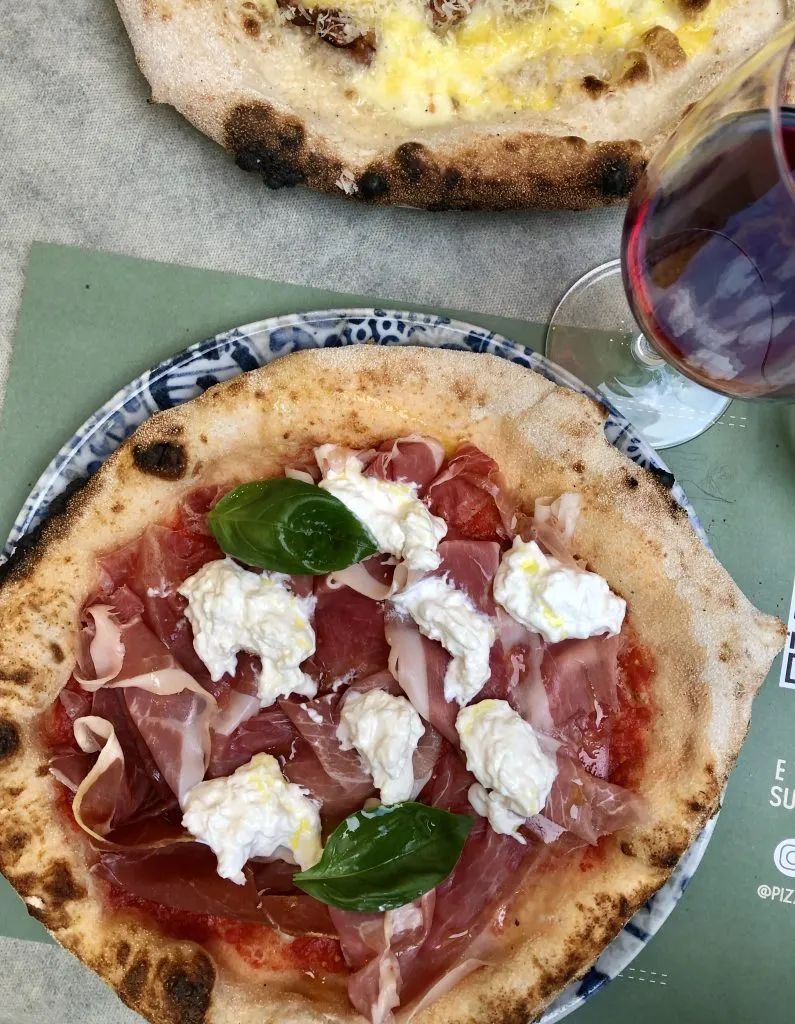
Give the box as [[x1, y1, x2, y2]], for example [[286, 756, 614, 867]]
[[111, 0, 792, 208], [0, 347, 784, 1024]]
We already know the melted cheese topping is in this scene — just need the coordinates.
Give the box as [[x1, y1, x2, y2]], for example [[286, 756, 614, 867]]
[[261, 0, 722, 125]]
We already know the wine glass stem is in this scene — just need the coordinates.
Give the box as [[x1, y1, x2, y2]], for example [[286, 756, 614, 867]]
[[632, 333, 665, 368]]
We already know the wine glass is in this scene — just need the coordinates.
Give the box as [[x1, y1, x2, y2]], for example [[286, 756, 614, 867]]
[[546, 23, 795, 449]]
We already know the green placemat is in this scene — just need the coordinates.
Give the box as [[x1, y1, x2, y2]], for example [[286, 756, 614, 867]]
[[1, 242, 794, 1021]]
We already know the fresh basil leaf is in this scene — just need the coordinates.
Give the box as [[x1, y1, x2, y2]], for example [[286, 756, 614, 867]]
[[208, 479, 378, 575], [293, 802, 473, 912]]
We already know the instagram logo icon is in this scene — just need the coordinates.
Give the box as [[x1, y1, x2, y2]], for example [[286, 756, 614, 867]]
[[773, 838, 795, 878]]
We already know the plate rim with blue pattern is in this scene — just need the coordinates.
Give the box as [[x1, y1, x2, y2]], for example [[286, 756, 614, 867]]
[[1, 309, 716, 1021]]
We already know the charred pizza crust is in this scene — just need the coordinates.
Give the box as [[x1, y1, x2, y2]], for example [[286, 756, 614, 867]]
[[0, 347, 784, 1023], [111, 0, 791, 209]]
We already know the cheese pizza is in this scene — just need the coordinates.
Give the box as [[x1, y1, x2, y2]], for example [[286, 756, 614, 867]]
[[113, 0, 792, 207]]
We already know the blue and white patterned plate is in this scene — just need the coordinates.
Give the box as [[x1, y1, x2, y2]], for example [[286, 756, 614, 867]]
[[2, 310, 714, 1021]]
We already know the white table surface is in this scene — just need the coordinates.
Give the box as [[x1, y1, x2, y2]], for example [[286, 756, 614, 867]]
[[0, 0, 624, 1018]]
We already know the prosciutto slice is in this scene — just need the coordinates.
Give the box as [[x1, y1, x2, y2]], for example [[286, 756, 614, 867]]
[[332, 895, 436, 1024], [542, 634, 621, 722], [307, 578, 391, 686], [334, 747, 541, 1018], [543, 752, 647, 844], [316, 443, 378, 473], [59, 708, 180, 847], [520, 493, 584, 570], [94, 842, 336, 936], [69, 717, 129, 840], [398, 748, 541, 1007], [385, 540, 501, 744], [74, 598, 217, 804], [385, 615, 458, 746], [280, 694, 374, 813], [479, 609, 550, 726], [91, 686, 177, 820], [398, 820, 535, 1009], [348, 669, 403, 697], [208, 704, 297, 778], [211, 655, 263, 737], [100, 503, 225, 694], [426, 445, 514, 541], [75, 606, 126, 687], [434, 539, 499, 614], [123, 679, 215, 805], [365, 436, 445, 496]]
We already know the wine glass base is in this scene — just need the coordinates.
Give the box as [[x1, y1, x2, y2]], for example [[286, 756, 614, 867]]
[[545, 261, 730, 449]]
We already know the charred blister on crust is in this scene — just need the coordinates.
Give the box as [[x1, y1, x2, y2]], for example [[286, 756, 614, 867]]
[[358, 170, 390, 200], [619, 53, 652, 88], [443, 167, 463, 190], [394, 142, 434, 184], [2, 831, 29, 864], [590, 149, 642, 200], [119, 957, 151, 1005], [646, 465, 676, 491], [0, 720, 20, 761], [14, 860, 87, 930], [679, 0, 711, 12], [235, 143, 306, 188], [160, 952, 215, 1024], [0, 667, 32, 687], [132, 441, 188, 480], [648, 847, 684, 870], [42, 860, 86, 905], [582, 75, 609, 99], [242, 15, 261, 36], [221, 100, 649, 210], [227, 103, 308, 189], [643, 25, 687, 70]]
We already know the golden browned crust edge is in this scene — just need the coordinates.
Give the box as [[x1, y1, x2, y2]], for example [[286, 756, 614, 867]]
[[224, 104, 646, 211], [110, 0, 790, 210], [0, 347, 785, 1024]]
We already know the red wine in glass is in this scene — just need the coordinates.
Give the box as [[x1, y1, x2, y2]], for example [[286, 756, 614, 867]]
[[623, 107, 795, 399], [547, 26, 795, 446]]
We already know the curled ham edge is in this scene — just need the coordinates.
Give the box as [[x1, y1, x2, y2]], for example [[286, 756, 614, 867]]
[[61, 715, 195, 850], [62, 665, 217, 845], [63, 717, 125, 843], [533, 493, 581, 543], [327, 562, 394, 601], [73, 605, 216, 717], [61, 606, 217, 843], [74, 605, 126, 689]]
